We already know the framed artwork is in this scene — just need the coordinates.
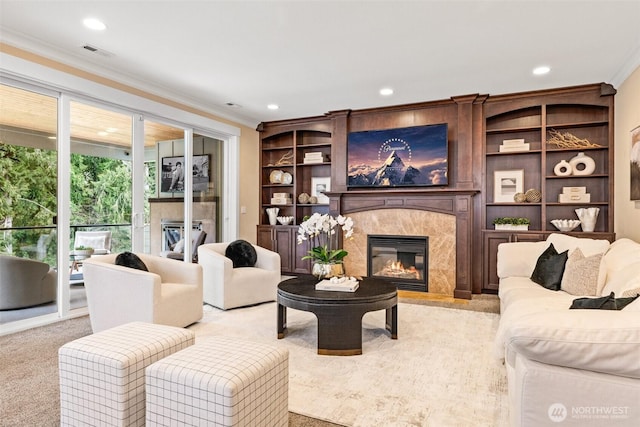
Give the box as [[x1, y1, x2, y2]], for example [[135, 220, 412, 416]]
[[161, 155, 210, 193], [494, 170, 524, 203], [631, 125, 640, 201], [311, 177, 331, 204]]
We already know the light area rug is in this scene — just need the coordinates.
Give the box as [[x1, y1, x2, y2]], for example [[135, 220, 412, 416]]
[[189, 302, 508, 427]]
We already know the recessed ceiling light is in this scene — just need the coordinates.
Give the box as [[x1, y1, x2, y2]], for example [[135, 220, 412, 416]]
[[83, 18, 106, 31], [267, 104, 279, 110], [379, 88, 394, 96], [533, 66, 550, 75]]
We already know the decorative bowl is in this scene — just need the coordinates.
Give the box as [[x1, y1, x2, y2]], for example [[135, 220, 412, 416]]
[[277, 216, 294, 225], [551, 219, 581, 232]]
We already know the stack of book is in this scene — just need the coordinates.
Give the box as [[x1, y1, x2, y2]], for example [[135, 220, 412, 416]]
[[499, 138, 530, 153], [315, 277, 359, 292], [303, 152, 325, 164], [271, 192, 292, 205]]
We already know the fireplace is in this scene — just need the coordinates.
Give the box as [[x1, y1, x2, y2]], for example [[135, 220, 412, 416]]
[[367, 235, 428, 292]]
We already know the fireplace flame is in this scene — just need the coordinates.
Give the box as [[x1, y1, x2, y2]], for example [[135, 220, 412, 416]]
[[376, 260, 422, 280]]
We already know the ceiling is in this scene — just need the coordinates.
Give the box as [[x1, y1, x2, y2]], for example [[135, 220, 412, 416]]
[[1, 1, 640, 128]]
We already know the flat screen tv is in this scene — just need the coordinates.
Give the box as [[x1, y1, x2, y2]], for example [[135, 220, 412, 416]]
[[347, 123, 448, 188]]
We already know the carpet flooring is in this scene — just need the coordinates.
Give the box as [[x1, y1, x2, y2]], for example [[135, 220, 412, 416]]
[[0, 294, 502, 426]]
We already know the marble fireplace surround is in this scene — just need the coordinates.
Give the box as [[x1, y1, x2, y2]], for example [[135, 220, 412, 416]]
[[328, 191, 476, 299]]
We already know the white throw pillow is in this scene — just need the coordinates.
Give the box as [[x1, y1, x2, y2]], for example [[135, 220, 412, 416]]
[[173, 238, 185, 253], [496, 241, 549, 278], [560, 248, 604, 296], [546, 233, 610, 258], [77, 235, 106, 250], [602, 238, 640, 273], [601, 260, 640, 297]]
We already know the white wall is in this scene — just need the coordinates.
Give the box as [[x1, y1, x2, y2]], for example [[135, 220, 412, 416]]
[[614, 65, 640, 241]]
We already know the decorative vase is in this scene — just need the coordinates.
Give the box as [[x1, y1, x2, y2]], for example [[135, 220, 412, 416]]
[[568, 152, 596, 176], [553, 160, 572, 176], [312, 261, 345, 280], [575, 207, 599, 232], [266, 207, 279, 225]]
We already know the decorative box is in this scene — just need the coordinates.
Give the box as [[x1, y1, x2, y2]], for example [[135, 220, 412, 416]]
[[562, 186, 587, 194], [271, 197, 292, 205], [558, 193, 591, 203]]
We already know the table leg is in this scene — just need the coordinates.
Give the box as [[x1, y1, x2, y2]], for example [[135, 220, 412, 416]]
[[315, 310, 365, 356], [386, 304, 398, 339], [277, 303, 287, 339]]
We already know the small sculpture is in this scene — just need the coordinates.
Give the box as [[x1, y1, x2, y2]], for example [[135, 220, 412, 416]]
[[513, 192, 527, 203], [525, 188, 542, 203], [298, 192, 310, 204]]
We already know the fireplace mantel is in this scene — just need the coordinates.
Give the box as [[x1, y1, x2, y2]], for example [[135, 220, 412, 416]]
[[327, 190, 478, 299]]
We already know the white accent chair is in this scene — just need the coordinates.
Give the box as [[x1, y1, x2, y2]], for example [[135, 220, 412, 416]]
[[198, 242, 281, 310], [83, 253, 203, 332]]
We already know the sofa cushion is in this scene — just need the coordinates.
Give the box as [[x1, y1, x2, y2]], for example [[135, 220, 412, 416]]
[[497, 241, 548, 278], [115, 252, 149, 271], [530, 243, 568, 290], [225, 239, 257, 268], [504, 310, 640, 378], [603, 238, 640, 274], [601, 260, 640, 297], [560, 248, 603, 296], [546, 233, 610, 258]]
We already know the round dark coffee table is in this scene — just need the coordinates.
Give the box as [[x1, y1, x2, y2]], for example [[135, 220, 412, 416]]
[[277, 275, 398, 356]]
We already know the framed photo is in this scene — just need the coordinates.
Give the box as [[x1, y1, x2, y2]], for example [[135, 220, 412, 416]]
[[161, 155, 210, 193], [311, 177, 331, 204], [494, 170, 524, 203]]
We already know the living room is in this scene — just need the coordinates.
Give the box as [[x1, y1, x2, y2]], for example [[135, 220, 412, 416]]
[[1, 1, 640, 426]]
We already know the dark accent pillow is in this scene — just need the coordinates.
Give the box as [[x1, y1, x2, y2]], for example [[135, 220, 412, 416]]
[[570, 292, 639, 310], [225, 240, 257, 268], [115, 252, 149, 271], [530, 243, 568, 291]]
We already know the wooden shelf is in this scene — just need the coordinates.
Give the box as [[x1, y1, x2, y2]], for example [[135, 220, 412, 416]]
[[258, 119, 334, 274], [482, 86, 615, 292]]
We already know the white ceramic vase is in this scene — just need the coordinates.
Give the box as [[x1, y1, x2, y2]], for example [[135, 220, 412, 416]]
[[553, 160, 572, 176], [575, 207, 599, 232], [569, 152, 596, 176], [266, 207, 280, 225]]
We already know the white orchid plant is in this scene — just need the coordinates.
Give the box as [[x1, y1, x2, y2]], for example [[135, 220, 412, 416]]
[[297, 213, 355, 264]]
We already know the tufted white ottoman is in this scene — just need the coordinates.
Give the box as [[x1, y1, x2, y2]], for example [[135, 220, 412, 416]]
[[145, 336, 289, 426], [59, 321, 195, 427]]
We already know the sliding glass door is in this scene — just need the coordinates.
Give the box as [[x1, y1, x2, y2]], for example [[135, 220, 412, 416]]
[[0, 73, 234, 334], [0, 83, 59, 325]]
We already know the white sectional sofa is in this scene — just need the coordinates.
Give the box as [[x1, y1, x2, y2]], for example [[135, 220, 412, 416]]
[[493, 233, 640, 427]]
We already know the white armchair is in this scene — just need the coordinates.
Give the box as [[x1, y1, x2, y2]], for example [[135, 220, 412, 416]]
[[83, 253, 203, 332], [198, 242, 281, 310]]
